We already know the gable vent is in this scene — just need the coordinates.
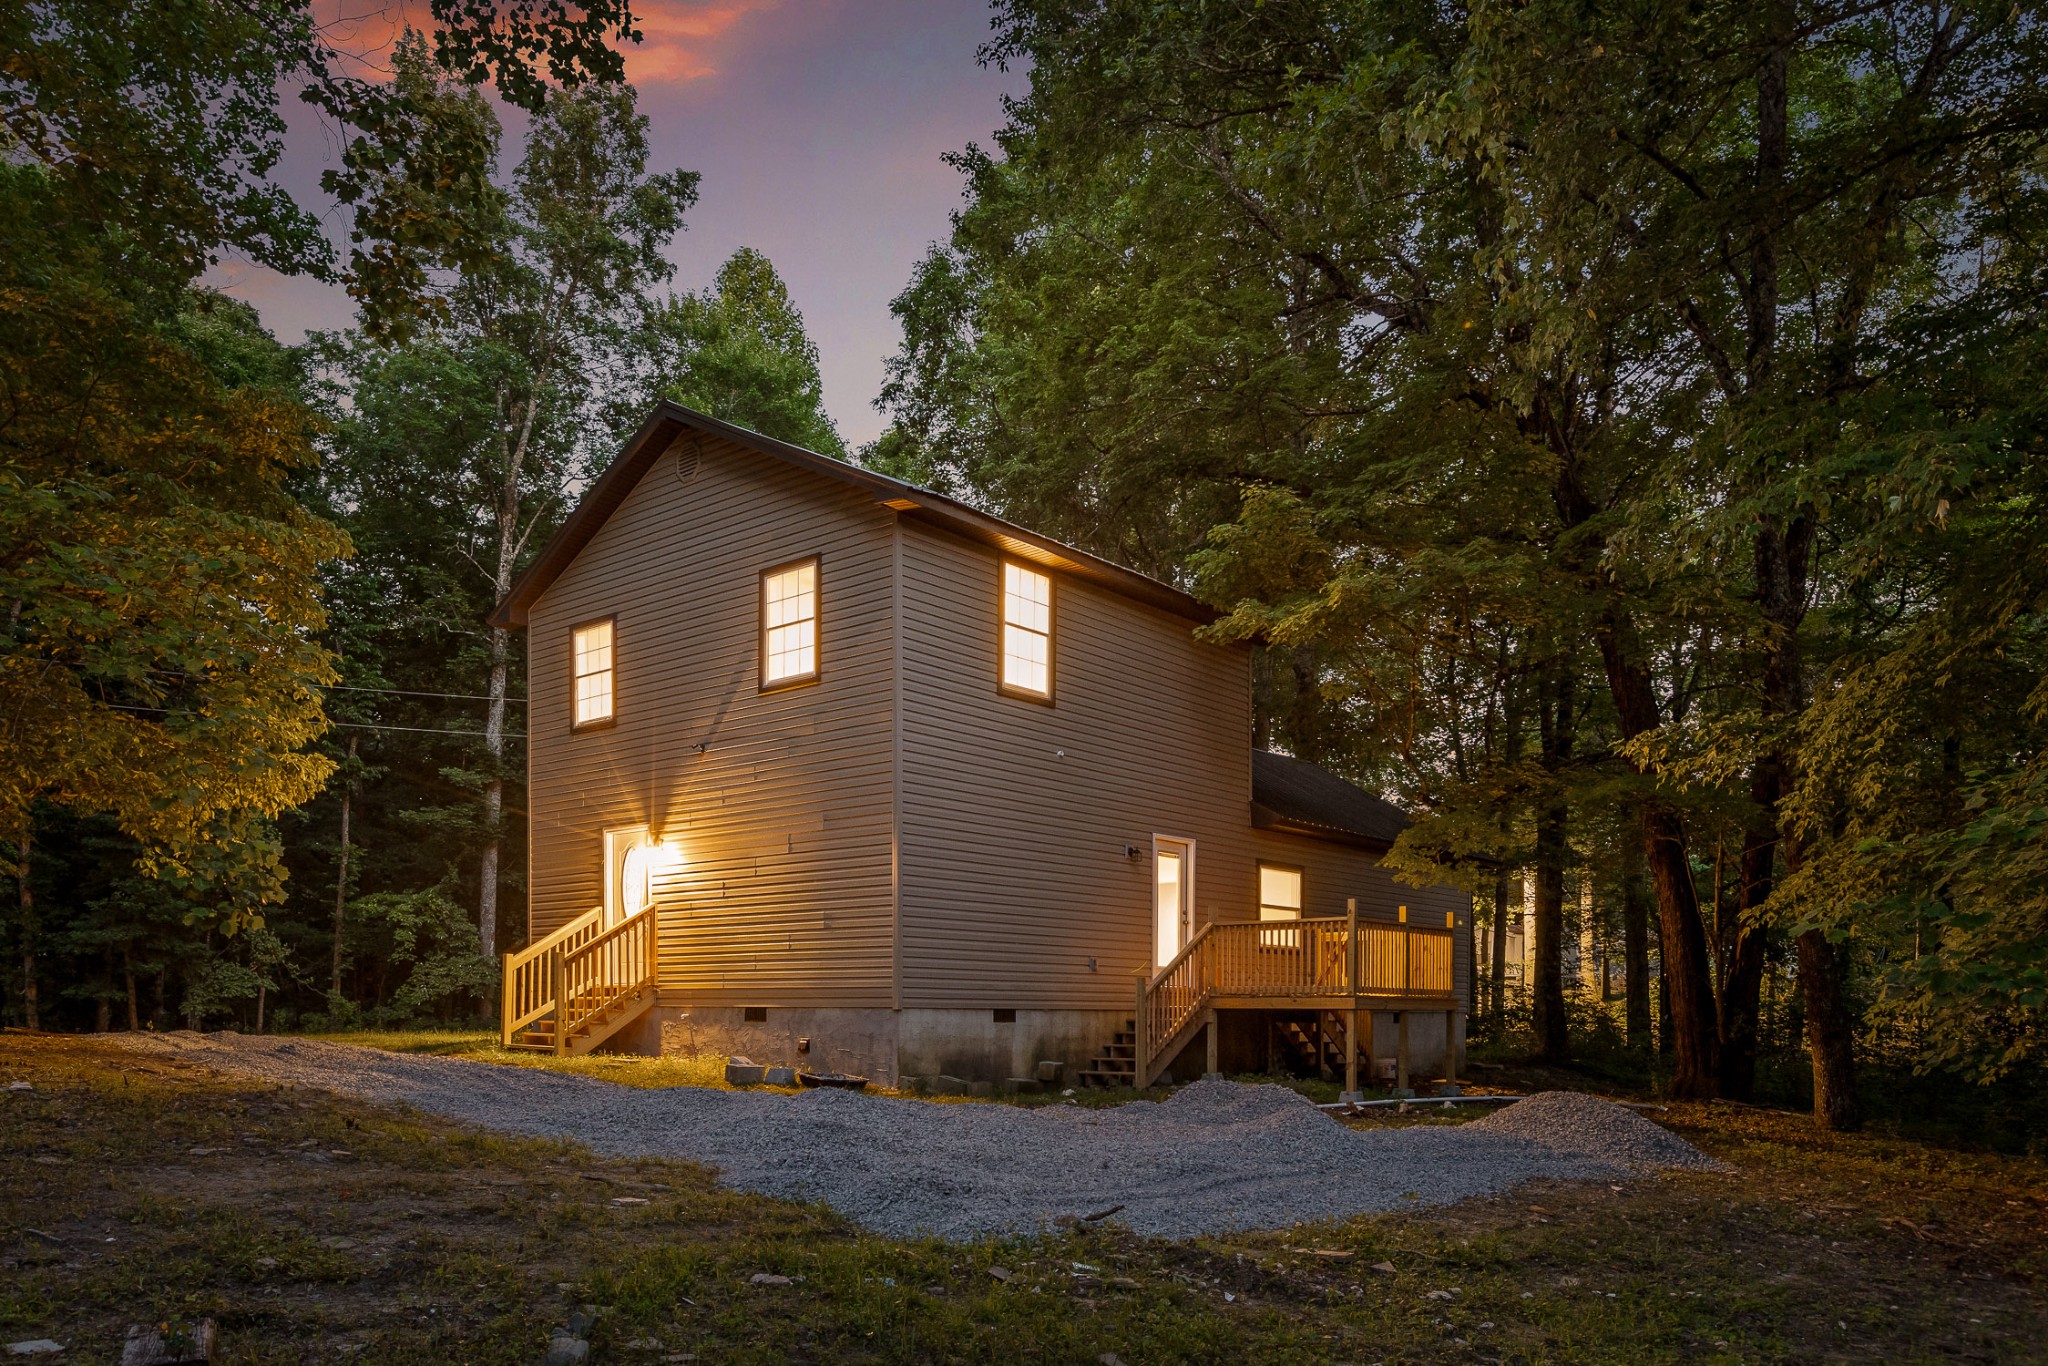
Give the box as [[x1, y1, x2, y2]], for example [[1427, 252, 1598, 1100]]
[[674, 440, 703, 485]]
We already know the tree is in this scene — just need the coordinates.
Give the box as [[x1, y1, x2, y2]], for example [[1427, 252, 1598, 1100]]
[[635, 248, 847, 456], [323, 45, 697, 960]]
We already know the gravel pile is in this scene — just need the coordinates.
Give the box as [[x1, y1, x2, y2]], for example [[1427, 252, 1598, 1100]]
[[124, 1033, 1724, 1241], [1468, 1089, 1731, 1173]]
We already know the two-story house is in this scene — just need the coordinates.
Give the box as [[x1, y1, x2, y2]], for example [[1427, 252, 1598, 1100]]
[[492, 402, 1471, 1092]]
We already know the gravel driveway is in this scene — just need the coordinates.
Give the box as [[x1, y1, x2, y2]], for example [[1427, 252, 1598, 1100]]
[[125, 1033, 1724, 1241]]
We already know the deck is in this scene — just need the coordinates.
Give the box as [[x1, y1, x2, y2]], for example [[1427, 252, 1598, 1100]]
[[1132, 912, 1459, 1090]]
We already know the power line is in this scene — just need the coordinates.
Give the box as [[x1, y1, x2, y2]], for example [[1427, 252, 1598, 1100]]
[[132, 669, 526, 705], [320, 682, 527, 704], [91, 702, 525, 741]]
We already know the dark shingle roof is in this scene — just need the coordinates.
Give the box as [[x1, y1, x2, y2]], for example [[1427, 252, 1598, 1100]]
[[1250, 750, 1408, 849]]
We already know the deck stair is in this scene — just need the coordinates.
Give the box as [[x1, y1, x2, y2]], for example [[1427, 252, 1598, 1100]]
[[501, 907, 658, 1057], [1274, 1012, 1350, 1080], [1128, 909, 1459, 1090], [1076, 1019, 1139, 1088]]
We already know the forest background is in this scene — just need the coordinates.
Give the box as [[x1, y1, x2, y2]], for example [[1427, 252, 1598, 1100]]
[[4, 0, 2045, 1141]]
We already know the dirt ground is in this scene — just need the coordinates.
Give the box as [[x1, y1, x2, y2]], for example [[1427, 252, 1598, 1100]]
[[2, 1031, 2044, 1364]]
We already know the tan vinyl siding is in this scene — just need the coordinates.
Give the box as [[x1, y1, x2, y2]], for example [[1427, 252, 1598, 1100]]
[[1251, 829, 1475, 1009], [896, 524, 1256, 1010], [524, 434, 897, 1007]]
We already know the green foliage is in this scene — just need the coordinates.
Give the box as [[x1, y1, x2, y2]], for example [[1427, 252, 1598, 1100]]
[[347, 884, 500, 1019], [0, 164, 344, 913], [636, 248, 846, 456], [878, 0, 2048, 1090]]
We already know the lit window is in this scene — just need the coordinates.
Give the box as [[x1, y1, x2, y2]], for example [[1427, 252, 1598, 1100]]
[[1001, 561, 1052, 698], [1258, 864, 1303, 921], [572, 619, 614, 728], [761, 558, 819, 687], [1258, 863, 1302, 949]]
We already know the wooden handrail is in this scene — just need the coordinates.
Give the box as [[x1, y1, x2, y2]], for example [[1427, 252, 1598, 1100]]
[[500, 908, 602, 1045], [554, 911, 659, 1053], [1132, 917, 1456, 1086]]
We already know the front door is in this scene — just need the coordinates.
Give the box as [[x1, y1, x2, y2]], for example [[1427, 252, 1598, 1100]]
[[1154, 836, 1195, 968]]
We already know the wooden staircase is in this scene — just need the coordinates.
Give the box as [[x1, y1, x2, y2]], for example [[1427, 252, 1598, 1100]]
[[1273, 1012, 1350, 1080], [1076, 1018, 1139, 1088], [501, 907, 658, 1056]]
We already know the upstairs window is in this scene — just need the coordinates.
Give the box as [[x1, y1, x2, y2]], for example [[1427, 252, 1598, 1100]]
[[1258, 862, 1303, 948], [761, 558, 819, 688], [1000, 561, 1053, 699], [572, 618, 615, 729], [1258, 863, 1303, 921]]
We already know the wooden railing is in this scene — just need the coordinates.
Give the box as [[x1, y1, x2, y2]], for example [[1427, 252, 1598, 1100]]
[[1134, 914, 1456, 1087], [500, 909, 603, 1045], [552, 911, 659, 1054]]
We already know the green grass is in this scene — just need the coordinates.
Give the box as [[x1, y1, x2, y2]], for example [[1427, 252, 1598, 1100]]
[[3, 1032, 2043, 1363]]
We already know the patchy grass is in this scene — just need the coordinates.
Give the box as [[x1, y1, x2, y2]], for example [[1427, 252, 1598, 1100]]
[[2, 1032, 2044, 1363]]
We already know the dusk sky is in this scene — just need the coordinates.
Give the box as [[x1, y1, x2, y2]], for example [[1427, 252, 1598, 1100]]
[[207, 1, 1027, 448]]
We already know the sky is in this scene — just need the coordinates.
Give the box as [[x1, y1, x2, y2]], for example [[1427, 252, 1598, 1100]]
[[206, 0, 1027, 448]]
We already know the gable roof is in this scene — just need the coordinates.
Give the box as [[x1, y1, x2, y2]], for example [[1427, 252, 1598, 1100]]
[[488, 402, 1219, 628], [1250, 749, 1409, 850]]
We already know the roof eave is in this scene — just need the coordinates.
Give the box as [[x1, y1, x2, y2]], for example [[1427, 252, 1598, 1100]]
[[489, 401, 1220, 629], [1249, 801, 1396, 852]]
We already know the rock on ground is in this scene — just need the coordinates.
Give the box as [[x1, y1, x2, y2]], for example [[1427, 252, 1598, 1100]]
[[122, 1033, 1725, 1242]]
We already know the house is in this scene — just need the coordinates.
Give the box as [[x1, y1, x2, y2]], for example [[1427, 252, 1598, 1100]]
[[491, 402, 1472, 1092]]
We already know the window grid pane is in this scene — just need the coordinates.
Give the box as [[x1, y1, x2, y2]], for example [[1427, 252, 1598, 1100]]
[[573, 622, 614, 725], [763, 561, 818, 683], [1000, 562, 1052, 695]]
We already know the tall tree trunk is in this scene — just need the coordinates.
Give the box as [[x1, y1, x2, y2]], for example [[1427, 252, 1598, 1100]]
[[1530, 662, 1577, 1062], [1798, 928, 1859, 1130], [123, 946, 138, 1030], [1489, 869, 1510, 1033], [332, 734, 356, 996], [1718, 764, 1777, 1098], [1622, 847, 1653, 1051], [16, 831, 36, 1031], [98, 947, 114, 1032], [1596, 606, 1720, 1097], [1531, 810, 1570, 1060], [479, 385, 543, 960]]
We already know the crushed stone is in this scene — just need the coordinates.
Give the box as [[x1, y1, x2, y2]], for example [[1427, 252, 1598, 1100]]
[[122, 1033, 1726, 1241], [1467, 1089, 1732, 1173]]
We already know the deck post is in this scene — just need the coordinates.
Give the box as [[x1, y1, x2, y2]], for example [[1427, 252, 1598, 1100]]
[[1132, 970, 1149, 1089], [1396, 1011, 1410, 1092], [1204, 1008, 1219, 1078], [1342, 898, 1361, 1101], [499, 953, 515, 1047], [552, 950, 568, 1058]]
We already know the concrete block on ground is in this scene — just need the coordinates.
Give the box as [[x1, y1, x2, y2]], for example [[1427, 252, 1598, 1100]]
[[932, 1075, 971, 1095], [1000, 1077, 1043, 1095], [725, 1058, 767, 1086], [1035, 1059, 1065, 1085], [762, 1066, 797, 1086], [969, 1080, 994, 1098]]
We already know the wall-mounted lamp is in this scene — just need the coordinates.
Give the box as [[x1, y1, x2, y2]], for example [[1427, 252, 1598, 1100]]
[[1086, 957, 1098, 973], [1123, 844, 1142, 860]]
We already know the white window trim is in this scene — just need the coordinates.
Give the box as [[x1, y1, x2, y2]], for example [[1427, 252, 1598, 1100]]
[[760, 556, 821, 690], [571, 616, 616, 730], [999, 559, 1054, 702]]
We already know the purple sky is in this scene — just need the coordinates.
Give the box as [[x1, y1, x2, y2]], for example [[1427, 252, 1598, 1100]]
[[207, 1, 1025, 448]]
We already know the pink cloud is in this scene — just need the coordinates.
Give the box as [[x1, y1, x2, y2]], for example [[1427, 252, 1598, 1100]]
[[624, 0, 783, 83], [302, 0, 776, 87]]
